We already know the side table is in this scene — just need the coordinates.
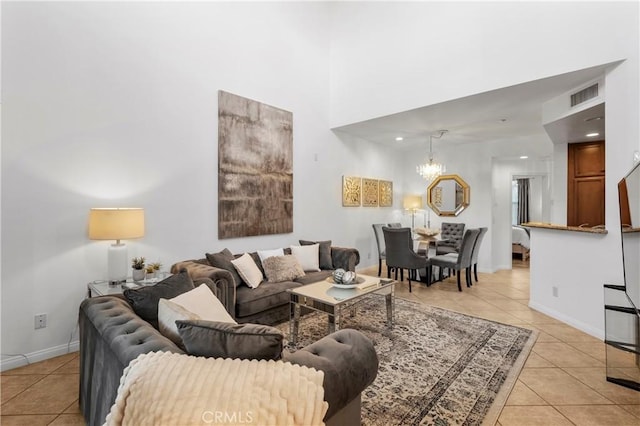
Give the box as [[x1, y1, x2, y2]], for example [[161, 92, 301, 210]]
[[87, 274, 169, 298]]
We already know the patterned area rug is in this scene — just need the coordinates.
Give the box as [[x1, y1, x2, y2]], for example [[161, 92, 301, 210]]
[[281, 296, 536, 426]]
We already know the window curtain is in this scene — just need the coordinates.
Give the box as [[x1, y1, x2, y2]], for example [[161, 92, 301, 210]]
[[517, 178, 530, 224]]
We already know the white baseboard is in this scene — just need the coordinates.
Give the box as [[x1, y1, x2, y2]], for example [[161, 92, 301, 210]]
[[528, 301, 604, 340], [1, 341, 79, 372]]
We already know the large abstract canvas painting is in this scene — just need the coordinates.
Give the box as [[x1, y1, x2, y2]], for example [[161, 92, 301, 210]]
[[218, 91, 293, 239]]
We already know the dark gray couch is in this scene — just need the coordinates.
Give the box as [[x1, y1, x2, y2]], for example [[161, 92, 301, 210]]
[[79, 288, 377, 426], [171, 245, 360, 325]]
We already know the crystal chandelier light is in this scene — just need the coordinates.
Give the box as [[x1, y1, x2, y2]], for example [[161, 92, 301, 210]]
[[416, 130, 447, 180]]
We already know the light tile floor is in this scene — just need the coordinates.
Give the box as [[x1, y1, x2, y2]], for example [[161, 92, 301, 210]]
[[1, 260, 639, 425]]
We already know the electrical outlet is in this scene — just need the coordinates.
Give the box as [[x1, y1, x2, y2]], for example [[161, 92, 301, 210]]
[[367, 252, 371, 259], [35, 314, 47, 329], [552, 286, 559, 297]]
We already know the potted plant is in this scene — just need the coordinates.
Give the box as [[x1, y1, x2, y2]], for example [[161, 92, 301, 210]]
[[131, 257, 146, 282], [149, 262, 162, 280], [145, 264, 156, 280]]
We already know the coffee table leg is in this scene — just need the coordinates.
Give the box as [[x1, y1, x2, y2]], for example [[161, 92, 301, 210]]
[[290, 302, 300, 346], [385, 285, 395, 327], [328, 306, 340, 334]]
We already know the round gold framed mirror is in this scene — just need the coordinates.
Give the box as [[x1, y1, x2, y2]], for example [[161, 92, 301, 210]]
[[426, 174, 470, 216]]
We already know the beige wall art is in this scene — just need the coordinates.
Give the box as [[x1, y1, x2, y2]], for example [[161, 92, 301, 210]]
[[362, 178, 379, 207], [218, 91, 293, 239], [342, 176, 362, 207], [379, 180, 393, 207]]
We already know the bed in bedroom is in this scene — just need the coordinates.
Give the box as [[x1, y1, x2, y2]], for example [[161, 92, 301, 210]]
[[512, 225, 530, 261]]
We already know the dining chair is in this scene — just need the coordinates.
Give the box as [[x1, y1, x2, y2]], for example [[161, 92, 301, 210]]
[[372, 224, 387, 277], [387, 222, 402, 228], [435, 222, 465, 255], [470, 227, 488, 283], [429, 228, 480, 291], [382, 226, 429, 292]]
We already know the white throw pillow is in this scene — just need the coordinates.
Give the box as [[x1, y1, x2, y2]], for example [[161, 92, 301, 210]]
[[257, 248, 285, 265], [158, 284, 236, 345], [231, 253, 264, 288], [290, 244, 320, 272], [158, 299, 201, 346], [169, 283, 236, 323]]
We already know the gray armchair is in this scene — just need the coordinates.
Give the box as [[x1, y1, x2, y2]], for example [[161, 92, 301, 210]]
[[429, 228, 480, 291], [435, 222, 465, 255], [382, 227, 429, 292]]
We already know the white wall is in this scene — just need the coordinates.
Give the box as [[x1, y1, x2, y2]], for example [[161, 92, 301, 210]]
[[551, 143, 568, 224], [329, 2, 636, 128], [529, 228, 612, 337], [0, 2, 402, 369]]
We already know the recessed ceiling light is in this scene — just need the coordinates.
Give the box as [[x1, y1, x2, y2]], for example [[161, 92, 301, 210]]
[[585, 116, 603, 122], [586, 132, 600, 137], [395, 137, 404, 141], [520, 156, 528, 159]]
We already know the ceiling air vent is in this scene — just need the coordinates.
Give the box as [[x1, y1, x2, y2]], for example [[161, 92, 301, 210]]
[[570, 83, 599, 107]]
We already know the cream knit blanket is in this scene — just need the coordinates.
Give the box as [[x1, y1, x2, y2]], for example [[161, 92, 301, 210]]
[[104, 351, 327, 426]]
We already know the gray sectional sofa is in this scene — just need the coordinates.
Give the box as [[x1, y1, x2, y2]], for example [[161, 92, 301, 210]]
[[170, 243, 360, 325], [79, 274, 377, 426]]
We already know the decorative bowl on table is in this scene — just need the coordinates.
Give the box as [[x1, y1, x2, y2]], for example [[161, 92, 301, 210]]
[[414, 227, 440, 238], [328, 269, 365, 288]]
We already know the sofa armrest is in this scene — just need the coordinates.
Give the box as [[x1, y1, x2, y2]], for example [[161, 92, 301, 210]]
[[282, 329, 378, 420], [330, 247, 360, 271], [171, 261, 236, 319], [79, 297, 183, 426]]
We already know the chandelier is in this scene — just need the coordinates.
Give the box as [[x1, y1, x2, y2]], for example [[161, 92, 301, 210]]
[[416, 130, 447, 180]]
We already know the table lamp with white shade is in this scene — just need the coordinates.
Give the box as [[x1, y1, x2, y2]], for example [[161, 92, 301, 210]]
[[403, 195, 422, 229], [89, 208, 145, 285]]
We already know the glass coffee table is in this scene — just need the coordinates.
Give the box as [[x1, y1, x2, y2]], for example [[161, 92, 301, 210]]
[[288, 274, 395, 345]]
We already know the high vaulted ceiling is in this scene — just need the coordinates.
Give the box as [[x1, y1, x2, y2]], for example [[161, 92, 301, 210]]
[[332, 64, 612, 152]]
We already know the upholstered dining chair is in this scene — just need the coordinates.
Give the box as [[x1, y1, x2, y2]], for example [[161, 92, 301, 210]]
[[382, 226, 429, 292], [372, 224, 387, 277], [429, 228, 480, 292], [470, 227, 488, 283], [435, 222, 465, 255], [387, 222, 402, 228]]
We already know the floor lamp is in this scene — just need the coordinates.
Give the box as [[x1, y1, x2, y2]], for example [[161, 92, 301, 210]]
[[89, 208, 145, 285], [403, 195, 422, 229]]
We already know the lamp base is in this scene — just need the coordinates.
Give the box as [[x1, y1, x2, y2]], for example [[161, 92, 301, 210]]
[[108, 243, 128, 285]]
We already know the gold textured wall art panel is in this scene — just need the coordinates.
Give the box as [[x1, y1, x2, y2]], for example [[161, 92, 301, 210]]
[[342, 176, 361, 207], [379, 180, 393, 207], [362, 178, 379, 207]]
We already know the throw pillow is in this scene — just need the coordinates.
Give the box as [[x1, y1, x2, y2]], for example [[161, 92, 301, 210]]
[[257, 248, 285, 265], [168, 283, 236, 323], [123, 269, 194, 325], [176, 320, 284, 361], [206, 248, 245, 288], [300, 240, 333, 270], [158, 299, 201, 347], [262, 255, 305, 283], [290, 244, 320, 272], [158, 284, 236, 346], [230, 253, 263, 288]]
